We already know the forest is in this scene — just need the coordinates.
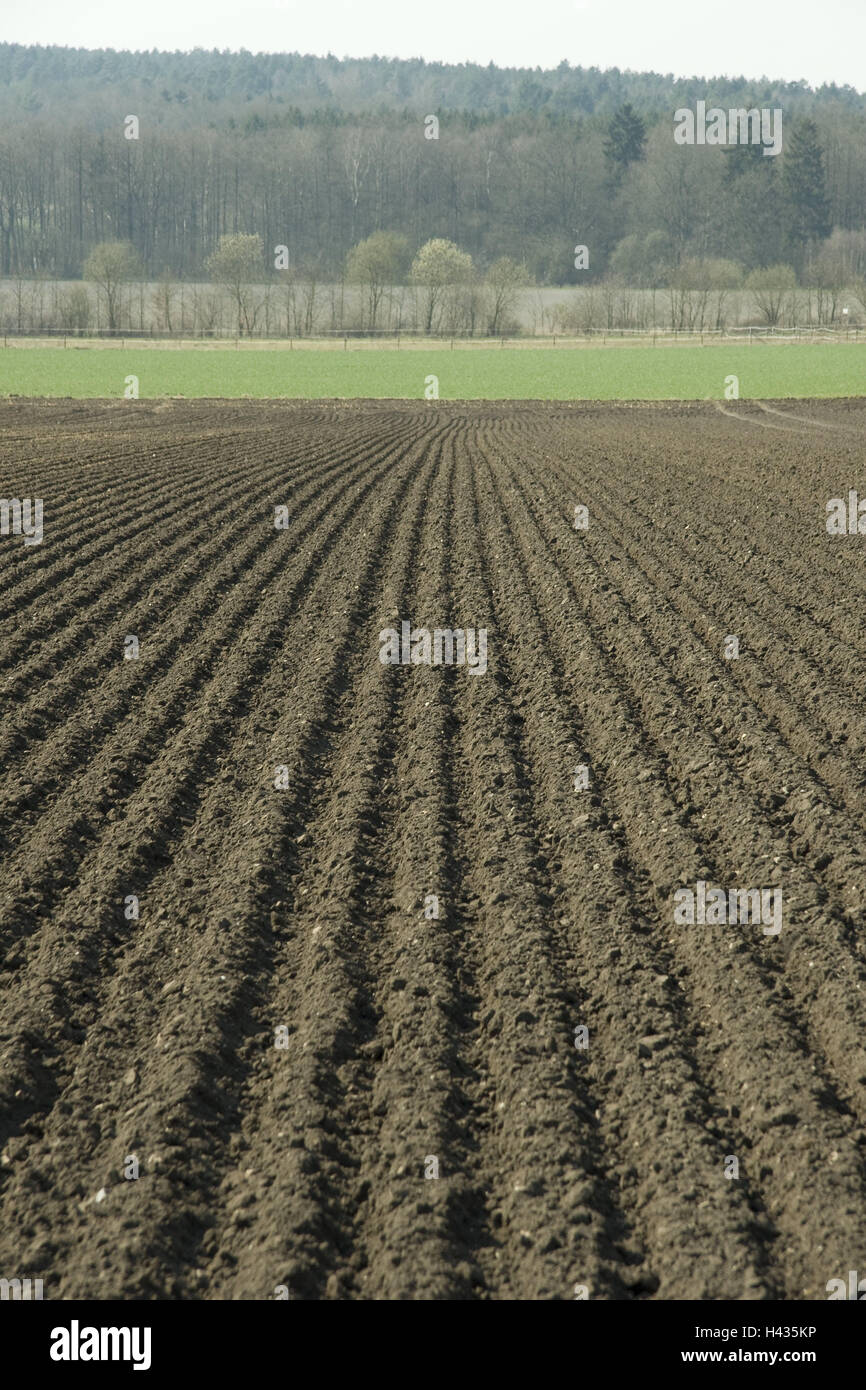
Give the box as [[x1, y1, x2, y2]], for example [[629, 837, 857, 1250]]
[[0, 43, 865, 333]]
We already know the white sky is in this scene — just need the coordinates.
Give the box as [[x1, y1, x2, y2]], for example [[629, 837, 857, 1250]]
[[4, 0, 865, 90]]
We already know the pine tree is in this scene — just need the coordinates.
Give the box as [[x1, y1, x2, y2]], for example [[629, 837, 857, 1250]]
[[604, 104, 647, 182], [783, 117, 831, 262]]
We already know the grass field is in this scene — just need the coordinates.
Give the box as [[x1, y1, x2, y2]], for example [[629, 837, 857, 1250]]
[[1, 342, 865, 399]]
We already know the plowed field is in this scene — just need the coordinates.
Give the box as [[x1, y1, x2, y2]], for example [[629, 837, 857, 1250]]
[[2, 396, 866, 1301]]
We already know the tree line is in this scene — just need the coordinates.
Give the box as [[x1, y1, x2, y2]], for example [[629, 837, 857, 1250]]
[[0, 44, 864, 305], [7, 233, 863, 339]]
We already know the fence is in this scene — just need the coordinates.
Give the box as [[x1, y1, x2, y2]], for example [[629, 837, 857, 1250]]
[[0, 324, 862, 351]]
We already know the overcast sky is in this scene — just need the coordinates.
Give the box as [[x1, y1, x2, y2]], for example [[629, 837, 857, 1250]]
[[6, 0, 865, 90]]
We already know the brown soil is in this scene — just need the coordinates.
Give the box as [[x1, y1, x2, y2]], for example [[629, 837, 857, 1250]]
[[2, 396, 866, 1301]]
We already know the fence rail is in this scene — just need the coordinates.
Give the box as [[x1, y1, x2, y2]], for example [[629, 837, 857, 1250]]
[[0, 324, 862, 351]]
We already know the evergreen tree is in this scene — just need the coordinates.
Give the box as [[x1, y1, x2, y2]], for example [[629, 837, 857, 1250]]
[[604, 104, 647, 181], [783, 117, 831, 264]]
